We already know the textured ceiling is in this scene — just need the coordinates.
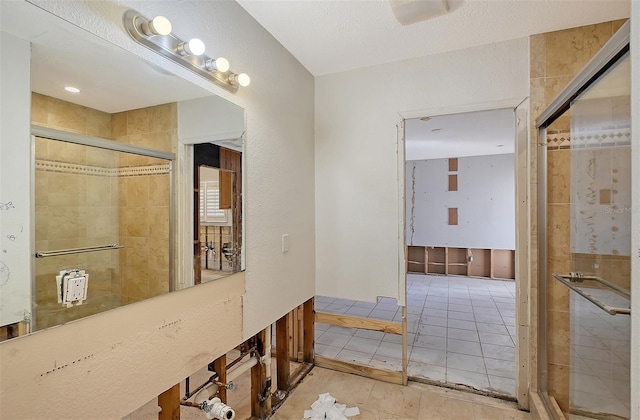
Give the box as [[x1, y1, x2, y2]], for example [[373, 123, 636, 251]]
[[236, 0, 630, 76]]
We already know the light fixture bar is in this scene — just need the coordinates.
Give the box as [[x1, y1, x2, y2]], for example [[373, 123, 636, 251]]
[[123, 9, 243, 93]]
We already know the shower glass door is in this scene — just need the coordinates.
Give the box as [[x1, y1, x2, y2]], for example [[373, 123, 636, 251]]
[[34, 135, 172, 331], [544, 51, 631, 419]]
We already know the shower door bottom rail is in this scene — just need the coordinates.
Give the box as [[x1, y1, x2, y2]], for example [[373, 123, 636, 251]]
[[552, 273, 631, 315]]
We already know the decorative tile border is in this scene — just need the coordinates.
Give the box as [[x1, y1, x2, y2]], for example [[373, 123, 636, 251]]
[[36, 160, 170, 177], [547, 127, 631, 150]]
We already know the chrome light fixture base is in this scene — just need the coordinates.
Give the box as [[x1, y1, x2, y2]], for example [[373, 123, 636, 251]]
[[123, 9, 244, 94]]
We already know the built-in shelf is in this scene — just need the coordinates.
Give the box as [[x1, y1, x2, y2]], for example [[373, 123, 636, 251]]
[[407, 245, 515, 280]]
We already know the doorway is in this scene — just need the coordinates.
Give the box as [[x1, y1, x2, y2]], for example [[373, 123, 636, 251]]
[[193, 143, 242, 284], [403, 108, 518, 397]]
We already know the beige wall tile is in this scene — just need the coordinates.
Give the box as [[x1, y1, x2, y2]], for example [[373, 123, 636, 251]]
[[148, 175, 170, 206], [31, 93, 49, 125], [547, 363, 570, 412], [547, 204, 571, 259], [126, 108, 151, 134], [149, 103, 173, 133], [125, 176, 149, 205], [547, 310, 570, 365], [544, 23, 612, 78], [122, 266, 149, 299], [124, 236, 149, 268], [124, 207, 149, 237], [86, 107, 112, 139], [148, 207, 169, 239], [148, 237, 169, 270], [148, 269, 170, 296], [46, 96, 88, 134], [111, 112, 127, 138], [530, 34, 546, 79], [547, 149, 570, 204]]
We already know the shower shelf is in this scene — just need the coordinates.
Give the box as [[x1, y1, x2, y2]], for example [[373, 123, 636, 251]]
[[552, 272, 631, 315], [35, 244, 124, 258]]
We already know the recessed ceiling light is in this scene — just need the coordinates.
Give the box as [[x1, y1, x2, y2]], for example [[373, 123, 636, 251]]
[[64, 86, 80, 93]]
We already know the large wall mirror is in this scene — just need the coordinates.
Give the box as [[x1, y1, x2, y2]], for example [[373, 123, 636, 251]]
[[0, 1, 245, 337]]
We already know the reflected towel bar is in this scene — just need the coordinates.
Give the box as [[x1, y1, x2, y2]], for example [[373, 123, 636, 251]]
[[552, 273, 631, 315], [35, 244, 124, 258]]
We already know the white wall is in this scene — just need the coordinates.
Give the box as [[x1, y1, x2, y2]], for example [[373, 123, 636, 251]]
[[315, 38, 529, 303], [630, 2, 639, 418], [0, 0, 315, 417], [0, 32, 31, 327], [407, 154, 515, 250]]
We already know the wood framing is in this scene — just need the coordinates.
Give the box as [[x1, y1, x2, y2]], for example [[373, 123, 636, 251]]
[[212, 354, 227, 403], [448, 157, 458, 172], [158, 384, 180, 420], [448, 174, 458, 191], [315, 312, 402, 335], [408, 245, 515, 280], [251, 329, 268, 419], [401, 306, 408, 386], [303, 298, 315, 363], [315, 356, 403, 385], [0, 321, 28, 342], [276, 313, 291, 392], [448, 207, 458, 225]]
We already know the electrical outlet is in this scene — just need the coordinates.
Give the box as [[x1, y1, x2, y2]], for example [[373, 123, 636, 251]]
[[282, 234, 289, 253]]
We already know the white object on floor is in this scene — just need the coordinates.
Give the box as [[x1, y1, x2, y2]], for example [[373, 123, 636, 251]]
[[303, 393, 359, 419]]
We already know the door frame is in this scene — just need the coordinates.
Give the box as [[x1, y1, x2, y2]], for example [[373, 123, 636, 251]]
[[398, 97, 530, 408]]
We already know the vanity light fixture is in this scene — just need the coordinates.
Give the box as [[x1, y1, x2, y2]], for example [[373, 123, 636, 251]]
[[177, 38, 205, 56], [204, 57, 230, 73], [141, 16, 172, 36], [123, 9, 250, 94], [230, 73, 251, 87]]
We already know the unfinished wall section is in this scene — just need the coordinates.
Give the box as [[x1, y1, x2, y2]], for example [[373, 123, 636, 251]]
[[407, 154, 515, 250]]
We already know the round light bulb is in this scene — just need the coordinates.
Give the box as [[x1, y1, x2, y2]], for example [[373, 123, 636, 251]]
[[205, 57, 230, 72], [236, 73, 250, 87], [187, 38, 205, 56], [143, 16, 172, 36]]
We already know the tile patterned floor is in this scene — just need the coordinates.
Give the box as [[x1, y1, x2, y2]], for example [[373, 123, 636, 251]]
[[272, 366, 529, 420], [315, 274, 518, 397], [569, 287, 631, 418]]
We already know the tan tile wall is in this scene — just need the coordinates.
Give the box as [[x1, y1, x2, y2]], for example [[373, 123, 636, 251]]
[[32, 95, 176, 325], [529, 19, 627, 412], [32, 93, 119, 330], [112, 103, 176, 304]]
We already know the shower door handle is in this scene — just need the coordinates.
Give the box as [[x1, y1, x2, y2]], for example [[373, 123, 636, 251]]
[[552, 273, 631, 316]]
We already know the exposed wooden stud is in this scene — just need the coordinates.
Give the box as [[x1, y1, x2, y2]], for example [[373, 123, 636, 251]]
[[303, 298, 315, 363], [448, 157, 458, 172], [315, 356, 403, 385], [251, 329, 268, 419], [276, 313, 291, 392], [315, 312, 402, 335], [212, 354, 227, 403], [401, 306, 408, 386], [448, 207, 458, 226], [445, 246, 449, 275], [448, 174, 458, 191], [158, 384, 181, 420]]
